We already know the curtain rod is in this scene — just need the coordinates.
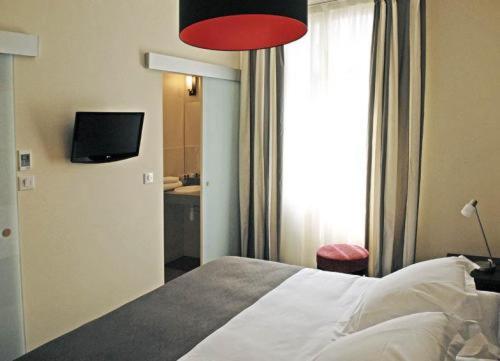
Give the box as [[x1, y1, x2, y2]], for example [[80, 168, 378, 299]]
[[309, 0, 338, 6], [309, 0, 371, 7]]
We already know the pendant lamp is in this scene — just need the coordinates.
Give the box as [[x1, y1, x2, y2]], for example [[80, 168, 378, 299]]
[[179, 0, 308, 51]]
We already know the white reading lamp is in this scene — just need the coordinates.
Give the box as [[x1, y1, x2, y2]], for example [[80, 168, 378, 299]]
[[461, 200, 496, 273]]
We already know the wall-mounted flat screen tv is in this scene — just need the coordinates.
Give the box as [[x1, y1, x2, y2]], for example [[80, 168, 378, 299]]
[[71, 112, 144, 163]]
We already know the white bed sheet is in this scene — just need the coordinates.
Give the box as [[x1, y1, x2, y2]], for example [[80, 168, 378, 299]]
[[456, 291, 500, 361], [180, 269, 375, 361], [477, 291, 500, 344]]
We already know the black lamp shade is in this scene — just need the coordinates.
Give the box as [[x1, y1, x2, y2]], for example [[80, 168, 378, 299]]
[[179, 0, 308, 51]]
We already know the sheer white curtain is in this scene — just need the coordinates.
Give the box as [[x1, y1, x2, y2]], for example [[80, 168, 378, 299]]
[[281, 0, 374, 267]]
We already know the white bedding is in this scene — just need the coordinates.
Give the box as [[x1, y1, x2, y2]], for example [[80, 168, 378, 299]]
[[180, 269, 375, 361], [457, 291, 500, 361], [180, 268, 500, 361]]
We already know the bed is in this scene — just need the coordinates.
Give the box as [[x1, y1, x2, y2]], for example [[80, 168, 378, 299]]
[[18, 257, 301, 361], [17, 257, 500, 361]]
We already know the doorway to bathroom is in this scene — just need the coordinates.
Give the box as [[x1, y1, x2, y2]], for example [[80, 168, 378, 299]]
[[163, 72, 202, 282], [152, 53, 241, 284]]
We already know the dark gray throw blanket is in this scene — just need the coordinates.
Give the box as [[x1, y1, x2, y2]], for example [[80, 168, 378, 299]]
[[18, 257, 301, 361]]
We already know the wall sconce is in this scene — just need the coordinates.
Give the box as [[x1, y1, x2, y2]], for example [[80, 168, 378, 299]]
[[186, 75, 197, 96]]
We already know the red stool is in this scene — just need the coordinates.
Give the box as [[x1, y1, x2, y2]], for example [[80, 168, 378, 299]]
[[317, 244, 369, 275]]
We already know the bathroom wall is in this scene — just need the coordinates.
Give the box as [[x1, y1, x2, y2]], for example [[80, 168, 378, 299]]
[[163, 73, 202, 178]]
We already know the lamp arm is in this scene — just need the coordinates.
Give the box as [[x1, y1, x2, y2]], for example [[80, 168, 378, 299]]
[[475, 208, 494, 260]]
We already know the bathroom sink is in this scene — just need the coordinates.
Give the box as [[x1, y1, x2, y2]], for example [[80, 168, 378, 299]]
[[173, 185, 201, 195]]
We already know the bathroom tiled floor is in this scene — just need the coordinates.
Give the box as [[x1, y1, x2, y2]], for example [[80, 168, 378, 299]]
[[165, 256, 200, 283]]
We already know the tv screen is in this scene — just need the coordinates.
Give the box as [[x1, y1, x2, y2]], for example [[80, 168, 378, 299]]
[[71, 112, 144, 163]]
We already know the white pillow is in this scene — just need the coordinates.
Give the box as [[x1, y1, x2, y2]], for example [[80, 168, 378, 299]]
[[315, 312, 470, 361], [343, 256, 481, 333]]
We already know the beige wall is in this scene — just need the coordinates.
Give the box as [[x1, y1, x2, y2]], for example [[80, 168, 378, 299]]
[[0, 0, 238, 350], [163, 73, 202, 178], [417, 0, 500, 260]]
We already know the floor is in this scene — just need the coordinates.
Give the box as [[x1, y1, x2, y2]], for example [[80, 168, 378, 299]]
[[165, 256, 200, 283]]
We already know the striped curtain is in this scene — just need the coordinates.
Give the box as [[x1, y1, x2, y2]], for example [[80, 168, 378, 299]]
[[239, 47, 284, 261], [366, 0, 426, 276]]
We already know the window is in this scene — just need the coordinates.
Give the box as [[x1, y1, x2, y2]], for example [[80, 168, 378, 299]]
[[281, 1, 374, 267]]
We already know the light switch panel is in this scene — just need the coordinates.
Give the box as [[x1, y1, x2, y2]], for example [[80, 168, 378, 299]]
[[18, 175, 35, 191], [143, 172, 154, 185]]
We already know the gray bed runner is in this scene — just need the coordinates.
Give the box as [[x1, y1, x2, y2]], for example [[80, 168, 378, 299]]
[[18, 257, 301, 361]]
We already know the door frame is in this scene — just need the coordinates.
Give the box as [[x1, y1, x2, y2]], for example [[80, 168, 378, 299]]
[[0, 29, 38, 358], [0, 30, 38, 56], [146, 53, 240, 82]]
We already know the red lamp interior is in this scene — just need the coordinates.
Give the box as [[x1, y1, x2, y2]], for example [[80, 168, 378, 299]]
[[180, 14, 307, 51]]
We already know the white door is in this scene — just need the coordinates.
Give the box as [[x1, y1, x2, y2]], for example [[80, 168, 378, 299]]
[[0, 54, 25, 359], [201, 77, 240, 263]]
